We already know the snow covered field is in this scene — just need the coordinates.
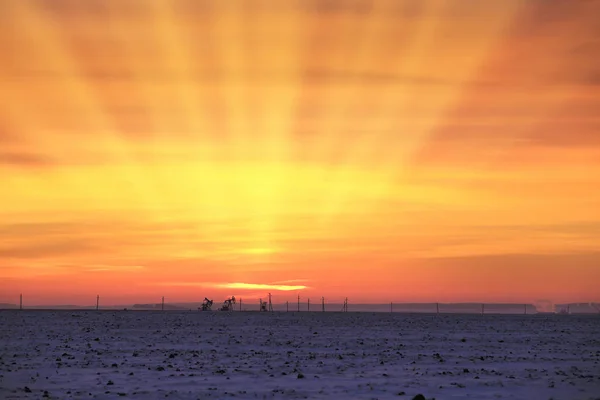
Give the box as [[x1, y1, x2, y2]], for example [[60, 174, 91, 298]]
[[1, 311, 599, 399]]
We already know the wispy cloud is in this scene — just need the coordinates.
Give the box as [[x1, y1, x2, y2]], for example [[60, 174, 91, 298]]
[[0, 152, 54, 167], [269, 279, 309, 285], [0, 239, 100, 259], [83, 265, 145, 272]]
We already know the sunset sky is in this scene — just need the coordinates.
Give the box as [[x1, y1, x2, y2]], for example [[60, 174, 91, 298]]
[[1, 0, 599, 307]]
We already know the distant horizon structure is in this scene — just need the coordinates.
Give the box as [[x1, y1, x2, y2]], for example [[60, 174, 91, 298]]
[[200, 297, 213, 311], [220, 296, 236, 311], [259, 297, 268, 312], [297, 294, 300, 312], [341, 297, 348, 312], [8, 299, 583, 313]]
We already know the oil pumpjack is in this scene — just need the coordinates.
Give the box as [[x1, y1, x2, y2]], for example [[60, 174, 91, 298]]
[[220, 296, 236, 311], [199, 297, 213, 311]]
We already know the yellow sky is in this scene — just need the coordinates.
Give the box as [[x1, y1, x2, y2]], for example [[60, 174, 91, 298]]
[[1, 0, 599, 306]]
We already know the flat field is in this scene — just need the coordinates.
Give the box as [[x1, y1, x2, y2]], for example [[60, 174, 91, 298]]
[[1, 311, 599, 399]]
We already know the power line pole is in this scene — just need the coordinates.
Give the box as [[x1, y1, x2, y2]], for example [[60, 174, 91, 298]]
[[286, 301, 289, 312], [161, 296, 165, 311], [321, 297, 325, 312], [96, 295, 100, 311], [297, 294, 300, 312], [19, 294, 23, 310], [308, 298, 310, 312], [240, 298, 242, 311]]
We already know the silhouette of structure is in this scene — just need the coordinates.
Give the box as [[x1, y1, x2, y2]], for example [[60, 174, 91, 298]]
[[341, 297, 348, 312], [220, 296, 236, 311], [200, 297, 213, 311]]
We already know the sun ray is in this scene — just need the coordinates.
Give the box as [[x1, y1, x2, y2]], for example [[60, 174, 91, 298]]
[[1, 0, 599, 305], [4, 1, 161, 216]]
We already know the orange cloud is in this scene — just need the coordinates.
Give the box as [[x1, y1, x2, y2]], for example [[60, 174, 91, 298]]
[[215, 282, 309, 291], [155, 282, 309, 292]]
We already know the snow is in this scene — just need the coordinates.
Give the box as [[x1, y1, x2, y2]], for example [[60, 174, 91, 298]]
[[1, 311, 599, 399]]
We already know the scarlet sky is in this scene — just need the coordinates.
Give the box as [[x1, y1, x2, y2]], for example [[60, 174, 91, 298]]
[[1, 0, 599, 307]]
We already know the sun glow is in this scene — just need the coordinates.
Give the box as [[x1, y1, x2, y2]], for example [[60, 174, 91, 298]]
[[215, 282, 308, 292], [1, 0, 599, 305]]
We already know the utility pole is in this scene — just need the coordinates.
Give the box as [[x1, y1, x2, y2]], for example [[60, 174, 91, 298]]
[[96, 295, 100, 311], [481, 303, 485, 315], [297, 294, 300, 312], [286, 301, 289, 312], [321, 297, 325, 312], [268, 293, 273, 312], [308, 298, 310, 312], [240, 298, 242, 311], [161, 296, 165, 311], [19, 294, 23, 310]]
